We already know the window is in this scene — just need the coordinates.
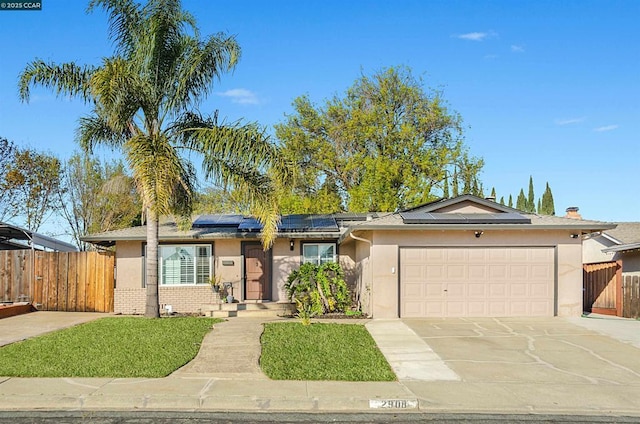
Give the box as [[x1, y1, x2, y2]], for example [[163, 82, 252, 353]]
[[159, 245, 211, 285], [302, 243, 336, 265]]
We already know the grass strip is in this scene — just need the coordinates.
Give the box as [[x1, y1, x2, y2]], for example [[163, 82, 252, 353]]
[[260, 322, 395, 381], [0, 316, 220, 377]]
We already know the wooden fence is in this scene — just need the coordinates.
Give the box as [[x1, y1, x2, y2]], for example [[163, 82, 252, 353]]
[[623, 275, 640, 319], [583, 261, 622, 316], [0, 250, 114, 313]]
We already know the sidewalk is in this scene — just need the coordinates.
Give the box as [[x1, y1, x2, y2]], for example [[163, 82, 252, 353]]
[[0, 316, 639, 415]]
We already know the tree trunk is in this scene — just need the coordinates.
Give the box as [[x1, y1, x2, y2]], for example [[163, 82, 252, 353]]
[[145, 208, 160, 317]]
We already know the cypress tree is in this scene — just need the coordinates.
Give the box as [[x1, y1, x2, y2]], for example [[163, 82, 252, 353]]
[[527, 176, 535, 213], [508, 194, 513, 208], [540, 182, 556, 215], [443, 173, 450, 198], [537, 198, 541, 214], [490, 187, 497, 199], [452, 169, 459, 197], [516, 189, 527, 211], [499, 196, 505, 205]]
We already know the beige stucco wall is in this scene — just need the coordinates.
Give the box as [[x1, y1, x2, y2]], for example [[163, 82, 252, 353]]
[[113, 237, 353, 313], [360, 229, 584, 318], [582, 236, 616, 264]]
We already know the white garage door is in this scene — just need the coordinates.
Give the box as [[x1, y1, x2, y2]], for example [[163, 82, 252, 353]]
[[400, 247, 555, 317]]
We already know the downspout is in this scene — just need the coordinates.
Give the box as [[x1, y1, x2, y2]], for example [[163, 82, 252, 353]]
[[349, 232, 372, 315]]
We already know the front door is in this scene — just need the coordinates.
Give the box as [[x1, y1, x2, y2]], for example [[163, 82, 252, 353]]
[[243, 242, 271, 300]]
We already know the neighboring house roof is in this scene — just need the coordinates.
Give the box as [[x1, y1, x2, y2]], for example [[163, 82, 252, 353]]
[[0, 222, 77, 252], [81, 195, 616, 247], [600, 222, 640, 253]]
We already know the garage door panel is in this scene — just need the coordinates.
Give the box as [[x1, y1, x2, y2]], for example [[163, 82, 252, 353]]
[[447, 265, 467, 280], [468, 283, 486, 297], [425, 283, 444, 296], [403, 264, 426, 280], [400, 247, 555, 318], [489, 265, 509, 279], [403, 282, 423, 297], [468, 265, 486, 279]]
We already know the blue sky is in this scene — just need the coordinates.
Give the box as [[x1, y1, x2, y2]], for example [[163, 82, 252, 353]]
[[0, 0, 638, 229]]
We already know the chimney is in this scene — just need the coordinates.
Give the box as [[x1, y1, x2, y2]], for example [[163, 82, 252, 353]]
[[565, 207, 582, 219]]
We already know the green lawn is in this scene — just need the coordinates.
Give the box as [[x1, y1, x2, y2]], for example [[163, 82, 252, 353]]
[[0, 317, 220, 378], [260, 322, 396, 381]]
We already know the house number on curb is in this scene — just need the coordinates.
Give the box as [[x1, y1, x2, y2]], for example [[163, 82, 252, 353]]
[[369, 399, 418, 409]]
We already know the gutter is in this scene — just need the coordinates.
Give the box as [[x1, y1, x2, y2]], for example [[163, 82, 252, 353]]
[[349, 232, 373, 314]]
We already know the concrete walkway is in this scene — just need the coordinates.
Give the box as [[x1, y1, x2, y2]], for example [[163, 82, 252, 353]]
[[0, 315, 639, 416], [366, 320, 459, 381]]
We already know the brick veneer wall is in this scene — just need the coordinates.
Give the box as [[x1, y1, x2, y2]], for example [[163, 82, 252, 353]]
[[114, 286, 218, 315]]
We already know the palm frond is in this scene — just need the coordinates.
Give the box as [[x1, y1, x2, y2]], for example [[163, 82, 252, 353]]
[[169, 33, 241, 111], [19, 60, 96, 102], [87, 0, 142, 58], [77, 114, 129, 153]]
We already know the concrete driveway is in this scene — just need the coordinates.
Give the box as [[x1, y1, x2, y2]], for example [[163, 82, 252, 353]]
[[395, 317, 640, 413], [402, 317, 640, 385], [0, 311, 108, 347]]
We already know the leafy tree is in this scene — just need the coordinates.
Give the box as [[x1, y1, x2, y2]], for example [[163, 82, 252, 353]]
[[526, 175, 536, 213], [3, 147, 61, 232], [20, 0, 285, 317], [516, 189, 527, 211], [540, 182, 556, 215], [57, 152, 141, 250], [0, 137, 17, 223], [276, 66, 482, 212]]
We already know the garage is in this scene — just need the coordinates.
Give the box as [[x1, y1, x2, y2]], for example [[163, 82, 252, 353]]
[[400, 246, 555, 317]]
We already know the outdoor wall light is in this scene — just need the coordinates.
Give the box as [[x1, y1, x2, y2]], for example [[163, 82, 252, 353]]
[[570, 233, 580, 239], [474, 231, 484, 238], [290, 239, 295, 251]]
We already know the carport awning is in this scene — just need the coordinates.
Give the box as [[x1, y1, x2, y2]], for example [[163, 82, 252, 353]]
[[0, 223, 77, 252]]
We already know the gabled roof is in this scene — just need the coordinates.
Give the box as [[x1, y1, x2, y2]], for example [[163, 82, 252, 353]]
[[600, 222, 640, 253], [402, 194, 521, 214], [339, 195, 616, 242]]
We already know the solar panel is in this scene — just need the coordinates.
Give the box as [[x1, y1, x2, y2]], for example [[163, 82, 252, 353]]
[[400, 212, 531, 225], [193, 214, 244, 227], [238, 217, 263, 232], [277, 215, 339, 232]]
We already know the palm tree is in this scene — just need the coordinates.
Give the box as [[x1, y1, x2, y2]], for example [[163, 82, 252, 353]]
[[19, 0, 284, 317]]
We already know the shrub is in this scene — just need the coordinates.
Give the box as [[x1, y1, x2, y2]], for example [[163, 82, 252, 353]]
[[285, 262, 350, 321]]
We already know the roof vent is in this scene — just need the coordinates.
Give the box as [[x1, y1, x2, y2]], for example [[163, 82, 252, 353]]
[[565, 207, 582, 220], [485, 196, 496, 202]]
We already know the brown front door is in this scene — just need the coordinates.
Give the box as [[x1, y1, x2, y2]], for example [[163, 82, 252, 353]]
[[243, 242, 271, 300]]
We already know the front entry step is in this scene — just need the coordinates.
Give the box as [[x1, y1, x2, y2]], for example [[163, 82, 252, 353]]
[[205, 302, 295, 318]]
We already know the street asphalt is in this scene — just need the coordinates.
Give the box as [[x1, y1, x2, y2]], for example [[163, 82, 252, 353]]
[[0, 311, 638, 418]]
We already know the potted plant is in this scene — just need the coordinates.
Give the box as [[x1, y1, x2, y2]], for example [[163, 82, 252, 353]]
[[208, 275, 224, 300]]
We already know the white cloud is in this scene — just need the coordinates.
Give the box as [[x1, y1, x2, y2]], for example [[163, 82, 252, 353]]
[[511, 44, 525, 53], [555, 117, 585, 125], [216, 88, 260, 105], [593, 124, 618, 132], [456, 32, 491, 41]]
